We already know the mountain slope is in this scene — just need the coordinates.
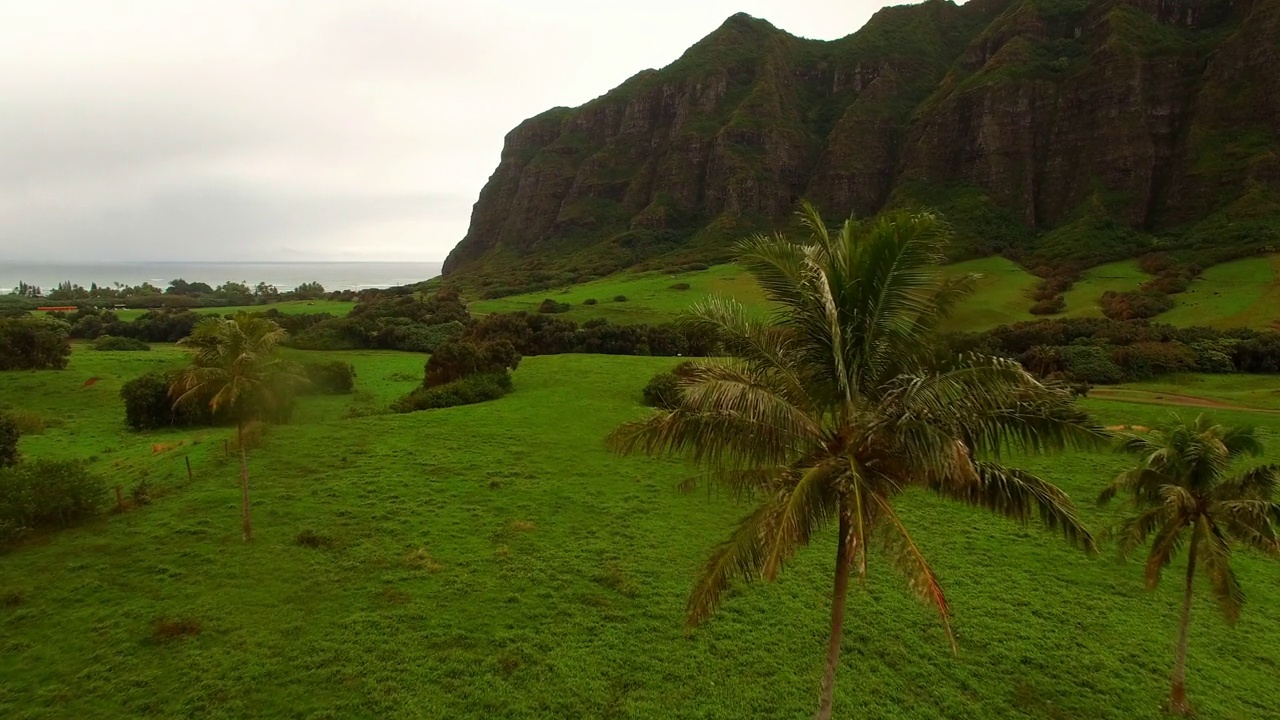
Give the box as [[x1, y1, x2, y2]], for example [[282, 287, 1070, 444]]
[[443, 0, 1280, 296]]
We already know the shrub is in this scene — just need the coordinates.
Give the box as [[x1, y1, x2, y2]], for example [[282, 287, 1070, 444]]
[[120, 372, 218, 430], [0, 459, 108, 541], [0, 413, 18, 468], [1100, 290, 1174, 321], [613, 295, 628, 302], [669, 282, 691, 291], [302, 361, 356, 395], [1110, 341, 1197, 379], [583, 298, 598, 305], [538, 298, 572, 314], [391, 372, 513, 413], [92, 335, 150, 351], [1055, 345, 1126, 384], [424, 340, 522, 387], [0, 316, 71, 370], [642, 371, 681, 409], [1030, 296, 1065, 315]]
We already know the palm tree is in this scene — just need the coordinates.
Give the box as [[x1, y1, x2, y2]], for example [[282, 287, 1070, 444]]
[[1099, 414, 1280, 715], [172, 312, 304, 541], [610, 204, 1106, 720]]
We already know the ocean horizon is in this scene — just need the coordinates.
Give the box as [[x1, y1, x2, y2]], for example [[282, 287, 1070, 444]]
[[0, 261, 444, 294]]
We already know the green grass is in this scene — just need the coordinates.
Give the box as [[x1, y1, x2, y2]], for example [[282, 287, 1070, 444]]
[[470, 258, 1042, 333], [1060, 260, 1149, 318], [468, 264, 769, 325], [942, 256, 1039, 331], [113, 299, 355, 322], [1158, 255, 1280, 329], [1089, 373, 1280, 414], [2, 349, 1280, 718]]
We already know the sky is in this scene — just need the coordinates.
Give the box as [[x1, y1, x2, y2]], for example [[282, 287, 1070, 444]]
[[0, 0, 913, 263]]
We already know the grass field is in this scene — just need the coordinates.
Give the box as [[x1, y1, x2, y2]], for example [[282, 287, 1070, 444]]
[[2, 347, 1279, 718], [469, 258, 1041, 333], [941, 256, 1039, 331], [1159, 255, 1280, 329], [113, 299, 356, 321], [1060, 261, 1149, 319], [467, 265, 770, 326]]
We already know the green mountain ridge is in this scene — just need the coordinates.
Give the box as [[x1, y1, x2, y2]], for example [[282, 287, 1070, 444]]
[[442, 0, 1280, 296]]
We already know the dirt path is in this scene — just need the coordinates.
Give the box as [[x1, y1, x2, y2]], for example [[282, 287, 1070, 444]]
[[1089, 388, 1280, 414]]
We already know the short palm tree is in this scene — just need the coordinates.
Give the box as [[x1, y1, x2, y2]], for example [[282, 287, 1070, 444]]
[[172, 312, 303, 541], [1099, 414, 1280, 715], [610, 204, 1107, 720]]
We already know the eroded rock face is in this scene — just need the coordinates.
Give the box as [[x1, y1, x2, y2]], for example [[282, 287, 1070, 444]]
[[444, 0, 1280, 285]]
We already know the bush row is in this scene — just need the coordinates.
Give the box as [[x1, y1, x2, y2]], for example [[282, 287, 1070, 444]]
[[950, 318, 1280, 383], [391, 372, 514, 413], [1, 459, 107, 547], [460, 312, 718, 358], [0, 316, 71, 370]]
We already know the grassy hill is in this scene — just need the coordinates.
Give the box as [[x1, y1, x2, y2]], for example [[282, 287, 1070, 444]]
[[468, 255, 1280, 333], [1160, 255, 1280, 329], [113, 299, 355, 322], [2, 346, 1279, 718]]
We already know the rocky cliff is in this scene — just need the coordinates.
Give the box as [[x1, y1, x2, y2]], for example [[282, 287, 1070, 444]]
[[443, 0, 1280, 294]]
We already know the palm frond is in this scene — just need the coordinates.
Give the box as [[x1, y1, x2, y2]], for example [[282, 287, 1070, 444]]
[[686, 502, 781, 625], [870, 493, 955, 652], [1112, 503, 1175, 559], [1214, 465, 1280, 502], [762, 460, 844, 579], [1216, 499, 1280, 556], [1142, 513, 1189, 590], [933, 462, 1097, 552], [1200, 517, 1245, 623]]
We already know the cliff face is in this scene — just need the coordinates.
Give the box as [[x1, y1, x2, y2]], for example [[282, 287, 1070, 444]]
[[444, 0, 1280, 292]]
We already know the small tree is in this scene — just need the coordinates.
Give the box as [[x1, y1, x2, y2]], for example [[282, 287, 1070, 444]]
[[612, 204, 1104, 719], [0, 412, 19, 468], [1100, 414, 1280, 715], [171, 313, 304, 541]]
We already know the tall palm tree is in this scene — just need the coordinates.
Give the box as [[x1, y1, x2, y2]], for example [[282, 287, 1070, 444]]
[[172, 312, 303, 541], [1099, 414, 1280, 715], [610, 204, 1106, 720]]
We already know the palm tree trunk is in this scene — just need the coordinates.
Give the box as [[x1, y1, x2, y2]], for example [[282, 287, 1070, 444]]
[[1170, 533, 1198, 715], [238, 421, 252, 542], [815, 512, 853, 720]]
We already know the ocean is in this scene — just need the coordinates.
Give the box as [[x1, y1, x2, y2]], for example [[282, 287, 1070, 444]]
[[0, 261, 443, 294]]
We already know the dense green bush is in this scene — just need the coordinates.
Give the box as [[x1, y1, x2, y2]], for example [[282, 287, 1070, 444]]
[[119, 372, 217, 430], [0, 459, 108, 544], [948, 318, 1280, 383], [286, 290, 469, 352], [391, 372, 513, 413], [642, 372, 681, 409], [425, 340, 522, 387], [1058, 345, 1126, 384], [301, 361, 357, 395], [92, 335, 150, 351], [582, 298, 598, 306], [0, 316, 71, 370], [538, 299, 572, 314], [613, 295, 628, 303], [1100, 290, 1175, 321], [669, 283, 691, 291], [0, 413, 19, 468], [1030, 296, 1065, 315], [462, 312, 719, 358]]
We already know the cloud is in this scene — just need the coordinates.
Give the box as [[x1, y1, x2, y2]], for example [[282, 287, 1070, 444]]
[[0, 0, 903, 262]]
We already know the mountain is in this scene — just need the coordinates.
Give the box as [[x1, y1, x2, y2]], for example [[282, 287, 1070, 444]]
[[442, 0, 1280, 296]]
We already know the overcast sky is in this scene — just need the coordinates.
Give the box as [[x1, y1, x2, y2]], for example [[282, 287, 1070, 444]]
[[0, 1, 911, 263]]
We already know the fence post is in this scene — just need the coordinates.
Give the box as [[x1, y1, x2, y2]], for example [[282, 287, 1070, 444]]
[[185, 456, 193, 482]]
